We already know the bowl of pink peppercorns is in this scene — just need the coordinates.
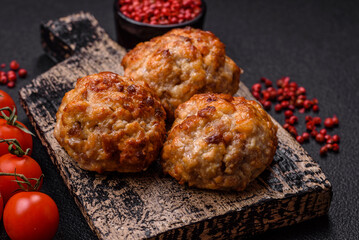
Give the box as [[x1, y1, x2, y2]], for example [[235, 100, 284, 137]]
[[114, 0, 206, 49]]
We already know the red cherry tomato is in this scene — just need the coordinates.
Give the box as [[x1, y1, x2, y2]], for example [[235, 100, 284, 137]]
[[0, 153, 42, 203], [0, 90, 16, 116], [4, 192, 59, 240], [0, 193, 3, 220], [0, 118, 33, 156]]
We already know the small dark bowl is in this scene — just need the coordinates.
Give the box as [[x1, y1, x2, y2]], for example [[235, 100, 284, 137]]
[[114, 0, 206, 49]]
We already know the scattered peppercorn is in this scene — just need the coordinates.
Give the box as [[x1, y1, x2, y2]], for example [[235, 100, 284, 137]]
[[0, 60, 28, 88], [7, 81, 15, 88], [302, 132, 310, 141], [316, 133, 325, 143], [251, 76, 341, 157], [9, 60, 19, 71], [296, 135, 304, 144], [320, 146, 328, 156], [324, 118, 334, 128], [332, 135, 340, 143], [18, 68, 27, 78], [332, 143, 339, 152]]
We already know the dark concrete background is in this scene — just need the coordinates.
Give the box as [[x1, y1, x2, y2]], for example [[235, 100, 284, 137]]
[[0, 0, 358, 239]]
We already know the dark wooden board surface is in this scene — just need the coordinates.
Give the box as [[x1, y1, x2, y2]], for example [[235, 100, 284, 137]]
[[19, 12, 331, 240]]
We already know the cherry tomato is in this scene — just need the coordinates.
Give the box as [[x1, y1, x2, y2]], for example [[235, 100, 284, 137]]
[[0, 118, 33, 156], [0, 90, 16, 116], [0, 153, 42, 203], [0, 193, 3, 220], [4, 192, 59, 240]]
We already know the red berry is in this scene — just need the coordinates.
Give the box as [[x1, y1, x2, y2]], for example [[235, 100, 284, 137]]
[[284, 110, 293, 118], [7, 70, 16, 77], [320, 146, 328, 156], [306, 121, 315, 131], [8, 74, 16, 82], [311, 130, 318, 137], [312, 105, 319, 112], [313, 117, 321, 125], [302, 132, 310, 141], [281, 101, 289, 109], [289, 115, 298, 125], [289, 82, 298, 90], [288, 104, 295, 111], [324, 118, 334, 128], [325, 143, 333, 150], [332, 143, 339, 152], [276, 79, 284, 88], [294, 99, 303, 108], [269, 90, 277, 100], [299, 108, 305, 113], [277, 95, 284, 102], [260, 77, 269, 83], [283, 123, 290, 129], [277, 88, 284, 95], [327, 138, 334, 144], [296, 135, 304, 144], [263, 101, 271, 110], [0, 63, 5, 68], [274, 104, 282, 112], [298, 95, 307, 100], [265, 79, 273, 87], [288, 126, 298, 136], [251, 83, 261, 92], [305, 115, 313, 122], [0, 76, 7, 84], [319, 129, 327, 135], [303, 100, 312, 109], [296, 86, 306, 95], [315, 133, 325, 143], [7, 81, 15, 88], [332, 115, 339, 125], [10, 60, 20, 70], [312, 98, 318, 105], [18, 68, 27, 78], [282, 76, 290, 84], [262, 91, 270, 100], [332, 134, 340, 143], [252, 91, 261, 100], [324, 134, 331, 141]]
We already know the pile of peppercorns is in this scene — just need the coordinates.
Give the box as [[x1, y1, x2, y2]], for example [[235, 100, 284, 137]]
[[0, 61, 27, 88], [251, 76, 340, 156], [118, 0, 202, 25]]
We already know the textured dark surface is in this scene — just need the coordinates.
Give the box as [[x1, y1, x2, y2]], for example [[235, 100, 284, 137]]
[[0, 0, 358, 239]]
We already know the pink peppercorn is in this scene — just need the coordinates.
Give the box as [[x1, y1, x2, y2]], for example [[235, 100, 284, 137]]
[[320, 146, 328, 156], [252, 83, 261, 92], [332, 135, 340, 143], [9, 60, 19, 71], [315, 133, 325, 143], [296, 135, 304, 144], [332, 143, 339, 152], [7, 81, 15, 88], [302, 132, 310, 141], [18, 68, 27, 78], [324, 118, 334, 128]]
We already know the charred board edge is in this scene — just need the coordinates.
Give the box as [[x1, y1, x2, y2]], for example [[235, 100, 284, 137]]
[[150, 188, 332, 239], [19, 94, 102, 239]]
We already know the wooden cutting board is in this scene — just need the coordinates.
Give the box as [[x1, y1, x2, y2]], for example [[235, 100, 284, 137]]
[[19, 12, 332, 240]]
